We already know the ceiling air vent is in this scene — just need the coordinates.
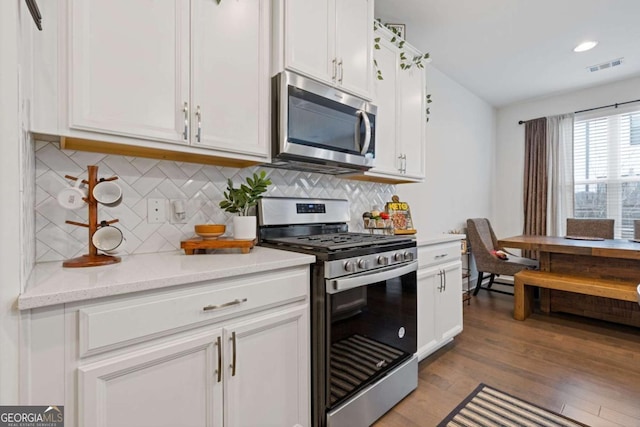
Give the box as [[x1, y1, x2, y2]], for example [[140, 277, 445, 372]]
[[588, 58, 623, 72]]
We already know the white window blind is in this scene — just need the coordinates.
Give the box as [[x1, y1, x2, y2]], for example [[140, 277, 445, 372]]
[[574, 108, 640, 238]]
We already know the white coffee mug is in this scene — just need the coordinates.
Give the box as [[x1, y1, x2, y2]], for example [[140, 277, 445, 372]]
[[93, 180, 123, 207], [92, 225, 125, 254], [57, 180, 88, 210]]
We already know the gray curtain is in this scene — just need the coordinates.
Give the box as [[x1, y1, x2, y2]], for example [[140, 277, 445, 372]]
[[523, 118, 547, 259]]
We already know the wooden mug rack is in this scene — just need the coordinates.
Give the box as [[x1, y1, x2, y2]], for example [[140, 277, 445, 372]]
[[62, 165, 122, 268]]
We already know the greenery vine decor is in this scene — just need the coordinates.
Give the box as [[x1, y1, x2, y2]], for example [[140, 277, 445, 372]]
[[219, 171, 272, 216], [374, 20, 433, 122]]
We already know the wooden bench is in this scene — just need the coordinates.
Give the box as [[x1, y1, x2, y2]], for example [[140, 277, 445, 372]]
[[513, 270, 639, 320]]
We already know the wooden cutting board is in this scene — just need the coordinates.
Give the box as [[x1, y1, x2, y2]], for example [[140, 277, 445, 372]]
[[180, 237, 257, 255]]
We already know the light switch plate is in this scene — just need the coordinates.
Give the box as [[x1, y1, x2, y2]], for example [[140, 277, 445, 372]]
[[147, 198, 166, 223]]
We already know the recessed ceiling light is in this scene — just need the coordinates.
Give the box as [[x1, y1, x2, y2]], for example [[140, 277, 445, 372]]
[[574, 41, 598, 52]]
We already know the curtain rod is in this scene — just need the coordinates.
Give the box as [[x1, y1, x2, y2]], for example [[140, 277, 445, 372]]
[[517, 98, 640, 125]]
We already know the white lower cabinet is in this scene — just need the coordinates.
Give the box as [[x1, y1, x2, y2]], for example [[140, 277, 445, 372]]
[[79, 307, 307, 427], [23, 266, 310, 427], [79, 330, 222, 427], [416, 241, 463, 361]]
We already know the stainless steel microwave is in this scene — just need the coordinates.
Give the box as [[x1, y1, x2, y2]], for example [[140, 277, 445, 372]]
[[271, 71, 377, 174]]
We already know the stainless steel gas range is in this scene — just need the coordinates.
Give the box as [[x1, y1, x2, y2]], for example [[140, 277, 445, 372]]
[[258, 197, 418, 427]]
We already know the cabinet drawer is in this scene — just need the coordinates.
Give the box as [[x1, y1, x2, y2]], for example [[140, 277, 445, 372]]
[[77, 267, 308, 357], [418, 241, 462, 269]]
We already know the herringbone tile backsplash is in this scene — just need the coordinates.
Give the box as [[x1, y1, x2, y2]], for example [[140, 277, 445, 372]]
[[35, 142, 395, 262]]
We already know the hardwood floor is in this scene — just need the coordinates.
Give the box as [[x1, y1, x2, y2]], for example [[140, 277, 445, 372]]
[[375, 291, 640, 427]]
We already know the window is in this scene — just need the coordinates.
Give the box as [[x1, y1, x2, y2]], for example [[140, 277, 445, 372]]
[[574, 109, 640, 238]]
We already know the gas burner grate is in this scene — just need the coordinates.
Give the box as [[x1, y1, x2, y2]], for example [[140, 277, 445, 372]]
[[329, 334, 406, 405], [274, 232, 413, 251]]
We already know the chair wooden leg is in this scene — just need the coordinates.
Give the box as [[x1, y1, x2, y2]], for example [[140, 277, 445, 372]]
[[473, 272, 484, 295], [487, 274, 496, 288]]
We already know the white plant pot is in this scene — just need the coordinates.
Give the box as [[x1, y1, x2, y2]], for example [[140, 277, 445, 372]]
[[233, 216, 257, 240]]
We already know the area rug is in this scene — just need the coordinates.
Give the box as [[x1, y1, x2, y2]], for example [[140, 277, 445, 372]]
[[437, 383, 588, 427]]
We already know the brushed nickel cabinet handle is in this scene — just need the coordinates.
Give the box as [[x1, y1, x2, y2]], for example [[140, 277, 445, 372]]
[[443, 269, 447, 291], [195, 105, 202, 143], [203, 298, 247, 312], [230, 331, 237, 377], [215, 336, 222, 383], [338, 59, 344, 83], [182, 101, 189, 141], [332, 58, 337, 81]]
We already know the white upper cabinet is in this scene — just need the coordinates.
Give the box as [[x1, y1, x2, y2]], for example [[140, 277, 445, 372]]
[[38, 0, 269, 162], [70, 0, 189, 143], [191, 0, 269, 156], [282, 0, 374, 100], [334, 0, 373, 98], [352, 25, 426, 183], [369, 35, 399, 175], [397, 46, 426, 179]]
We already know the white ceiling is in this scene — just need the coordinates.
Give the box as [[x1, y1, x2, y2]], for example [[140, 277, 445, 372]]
[[374, 0, 640, 108]]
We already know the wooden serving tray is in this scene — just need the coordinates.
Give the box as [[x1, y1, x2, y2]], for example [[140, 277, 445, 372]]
[[394, 229, 417, 235], [180, 237, 257, 255]]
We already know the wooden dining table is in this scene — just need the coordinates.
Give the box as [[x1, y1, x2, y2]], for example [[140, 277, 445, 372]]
[[498, 235, 640, 327]]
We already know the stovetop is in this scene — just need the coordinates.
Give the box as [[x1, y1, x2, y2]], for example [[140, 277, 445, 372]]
[[257, 197, 416, 261], [264, 232, 413, 252]]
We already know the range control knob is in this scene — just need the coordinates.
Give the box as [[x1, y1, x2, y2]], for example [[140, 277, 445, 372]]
[[358, 258, 371, 269], [377, 256, 390, 266], [394, 252, 404, 262], [344, 260, 356, 272], [403, 251, 414, 261]]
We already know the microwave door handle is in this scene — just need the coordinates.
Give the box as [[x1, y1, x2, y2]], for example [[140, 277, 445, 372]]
[[327, 261, 418, 293], [359, 110, 372, 155]]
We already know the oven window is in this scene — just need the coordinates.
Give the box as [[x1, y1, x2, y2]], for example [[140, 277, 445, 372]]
[[326, 271, 416, 408], [288, 86, 372, 155]]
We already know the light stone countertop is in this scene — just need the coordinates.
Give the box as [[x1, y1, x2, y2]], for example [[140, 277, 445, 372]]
[[18, 247, 315, 310], [416, 233, 466, 247]]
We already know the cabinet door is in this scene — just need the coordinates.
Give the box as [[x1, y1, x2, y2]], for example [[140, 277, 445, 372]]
[[78, 330, 222, 427], [70, 0, 189, 143], [397, 60, 426, 178], [437, 262, 463, 342], [224, 306, 309, 427], [191, 0, 269, 157], [371, 36, 400, 175], [416, 266, 438, 360], [284, 0, 334, 85], [334, 0, 373, 99]]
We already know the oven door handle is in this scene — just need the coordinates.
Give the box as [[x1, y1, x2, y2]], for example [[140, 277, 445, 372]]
[[327, 261, 418, 294]]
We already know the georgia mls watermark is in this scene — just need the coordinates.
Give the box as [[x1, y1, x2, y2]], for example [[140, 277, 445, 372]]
[[0, 406, 64, 427]]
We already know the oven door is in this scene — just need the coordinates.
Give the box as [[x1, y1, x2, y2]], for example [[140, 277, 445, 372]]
[[324, 261, 417, 409]]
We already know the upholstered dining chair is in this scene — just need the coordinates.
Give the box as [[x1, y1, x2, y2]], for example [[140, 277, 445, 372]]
[[466, 218, 538, 296], [566, 218, 614, 239]]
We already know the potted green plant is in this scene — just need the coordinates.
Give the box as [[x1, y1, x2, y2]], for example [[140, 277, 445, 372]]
[[219, 170, 272, 240]]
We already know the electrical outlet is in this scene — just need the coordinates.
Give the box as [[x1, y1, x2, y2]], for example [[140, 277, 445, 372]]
[[148, 198, 166, 224]]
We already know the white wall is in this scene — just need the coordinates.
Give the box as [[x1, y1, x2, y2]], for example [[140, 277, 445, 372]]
[[495, 75, 640, 238], [0, 0, 28, 404], [398, 65, 496, 235]]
